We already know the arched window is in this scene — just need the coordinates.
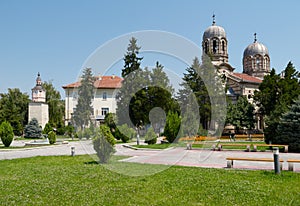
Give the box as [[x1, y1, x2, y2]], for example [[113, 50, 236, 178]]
[[213, 39, 218, 54], [222, 41, 225, 53], [204, 41, 208, 54]]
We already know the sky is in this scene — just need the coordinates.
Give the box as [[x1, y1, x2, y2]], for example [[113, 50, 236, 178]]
[[1, 0, 300, 97]]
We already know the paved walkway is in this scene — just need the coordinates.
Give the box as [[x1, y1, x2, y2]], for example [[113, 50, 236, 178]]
[[1, 140, 300, 172]]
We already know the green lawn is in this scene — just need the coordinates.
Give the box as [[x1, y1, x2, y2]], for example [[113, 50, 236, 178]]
[[0, 155, 299, 205]]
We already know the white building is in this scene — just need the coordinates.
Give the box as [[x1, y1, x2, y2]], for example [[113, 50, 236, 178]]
[[28, 73, 49, 129], [62, 75, 122, 125]]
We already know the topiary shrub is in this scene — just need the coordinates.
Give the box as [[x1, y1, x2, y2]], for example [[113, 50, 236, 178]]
[[115, 124, 137, 143], [163, 111, 181, 143], [144, 127, 157, 145], [24, 118, 42, 138], [93, 125, 116, 163], [43, 123, 53, 135], [0, 121, 14, 147], [48, 131, 56, 144]]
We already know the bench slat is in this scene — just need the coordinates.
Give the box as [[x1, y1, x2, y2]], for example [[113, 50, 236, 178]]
[[226, 157, 284, 162]]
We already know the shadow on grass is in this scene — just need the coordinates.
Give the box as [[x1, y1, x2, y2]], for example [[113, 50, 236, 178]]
[[84, 161, 99, 165]]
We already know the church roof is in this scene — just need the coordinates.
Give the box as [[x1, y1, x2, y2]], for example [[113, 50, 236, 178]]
[[232, 73, 262, 83], [63, 75, 123, 89]]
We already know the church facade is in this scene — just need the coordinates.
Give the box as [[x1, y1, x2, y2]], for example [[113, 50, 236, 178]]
[[202, 16, 270, 131]]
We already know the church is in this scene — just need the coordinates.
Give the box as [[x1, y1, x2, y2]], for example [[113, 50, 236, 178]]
[[201, 16, 270, 131]]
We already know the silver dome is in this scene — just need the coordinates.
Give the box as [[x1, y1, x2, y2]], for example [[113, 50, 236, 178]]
[[203, 25, 226, 40], [243, 42, 269, 57]]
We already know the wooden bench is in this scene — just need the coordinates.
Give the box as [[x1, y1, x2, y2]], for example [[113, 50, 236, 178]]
[[253, 144, 288, 153], [226, 157, 284, 169], [218, 144, 251, 152], [287, 159, 300, 171]]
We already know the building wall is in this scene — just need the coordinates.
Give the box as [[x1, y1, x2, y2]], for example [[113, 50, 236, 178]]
[[28, 102, 49, 129], [64, 88, 119, 124]]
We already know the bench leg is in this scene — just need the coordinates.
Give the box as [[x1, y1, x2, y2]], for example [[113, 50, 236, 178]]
[[288, 163, 294, 171], [186, 143, 192, 150], [246, 145, 250, 152], [227, 160, 233, 168], [253, 145, 257, 152], [218, 144, 222, 151], [212, 144, 216, 151], [284, 146, 288, 153]]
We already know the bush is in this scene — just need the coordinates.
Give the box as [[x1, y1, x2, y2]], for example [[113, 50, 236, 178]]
[[43, 123, 53, 135], [65, 125, 75, 139], [24, 118, 42, 138], [0, 121, 14, 147], [115, 124, 136, 143], [48, 131, 56, 144], [163, 111, 181, 143], [144, 127, 157, 145], [93, 125, 116, 163]]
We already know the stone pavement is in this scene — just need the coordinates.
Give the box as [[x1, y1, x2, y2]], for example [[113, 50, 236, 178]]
[[1, 140, 300, 172]]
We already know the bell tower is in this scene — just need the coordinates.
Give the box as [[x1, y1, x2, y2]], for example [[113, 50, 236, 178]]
[[28, 73, 49, 129], [202, 15, 228, 65]]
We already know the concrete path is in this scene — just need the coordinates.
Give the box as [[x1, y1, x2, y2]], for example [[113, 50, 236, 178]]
[[1, 140, 300, 172]]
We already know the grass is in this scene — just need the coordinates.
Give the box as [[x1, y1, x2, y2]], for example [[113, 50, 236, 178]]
[[0, 155, 299, 205]]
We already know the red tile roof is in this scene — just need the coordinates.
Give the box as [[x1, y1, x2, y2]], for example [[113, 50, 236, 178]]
[[232, 73, 262, 83], [62, 76, 123, 89]]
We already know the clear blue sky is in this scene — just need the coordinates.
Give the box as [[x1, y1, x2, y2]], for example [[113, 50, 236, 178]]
[[1, 0, 300, 97]]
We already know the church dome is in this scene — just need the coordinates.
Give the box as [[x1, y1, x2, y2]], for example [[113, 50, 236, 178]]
[[243, 33, 270, 79], [203, 24, 226, 41], [243, 41, 269, 57]]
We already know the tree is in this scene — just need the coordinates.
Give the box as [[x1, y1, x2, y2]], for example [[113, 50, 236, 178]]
[[93, 125, 116, 163], [163, 111, 181, 143], [226, 96, 255, 132], [72, 68, 95, 130], [0, 121, 14, 147], [43, 81, 65, 131], [122, 37, 143, 78], [254, 62, 300, 142], [43, 123, 53, 135], [117, 38, 178, 129], [274, 96, 300, 152], [144, 127, 157, 145], [0, 88, 30, 136], [24, 118, 42, 138], [177, 57, 211, 130], [48, 131, 56, 145]]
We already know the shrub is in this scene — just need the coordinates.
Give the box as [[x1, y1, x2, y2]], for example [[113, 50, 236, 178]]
[[116, 124, 136, 143], [43, 123, 53, 135], [93, 125, 116, 163], [24, 118, 42, 138], [0, 121, 14, 147], [65, 125, 75, 139], [163, 111, 181, 143], [144, 127, 157, 145], [48, 131, 56, 144]]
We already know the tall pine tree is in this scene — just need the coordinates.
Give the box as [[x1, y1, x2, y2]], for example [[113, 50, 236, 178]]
[[254, 62, 300, 143], [274, 96, 300, 152], [72, 68, 95, 130]]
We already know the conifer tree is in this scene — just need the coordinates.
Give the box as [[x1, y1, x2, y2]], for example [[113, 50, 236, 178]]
[[274, 96, 300, 152], [72, 68, 95, 130]]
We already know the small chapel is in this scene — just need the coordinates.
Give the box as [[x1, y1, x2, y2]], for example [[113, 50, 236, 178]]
[[202, 15, 270, 130], [28, 73, 49, 129]]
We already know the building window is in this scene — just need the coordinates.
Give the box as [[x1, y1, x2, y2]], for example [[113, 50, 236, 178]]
[[213, 40, 218, 54], [103, 92, 107, 100], [222, 41, 225, 53], [204, 41, 208, 54], [101, 108, 109, 116]]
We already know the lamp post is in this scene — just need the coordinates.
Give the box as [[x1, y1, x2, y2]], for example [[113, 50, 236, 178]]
[[273, 147, 280, 174], [71, 146, 75, 157]]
